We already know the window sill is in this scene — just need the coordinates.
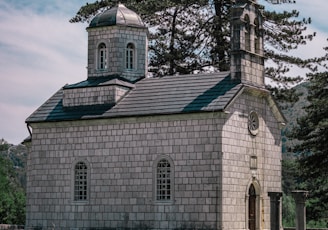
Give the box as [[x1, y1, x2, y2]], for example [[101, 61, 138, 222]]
[[96, 69, 108, 72], [154, 200, 175, 205], [71, 200, 89, 205]]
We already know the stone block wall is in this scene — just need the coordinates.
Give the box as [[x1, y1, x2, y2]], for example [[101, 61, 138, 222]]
[[63, 85, 130, 107], [26, 113, 225, 230], [87, 26, 148, 81], [26, 91, 282, 230], [220, 90, 282, 230], [230, 52, 264, 86]]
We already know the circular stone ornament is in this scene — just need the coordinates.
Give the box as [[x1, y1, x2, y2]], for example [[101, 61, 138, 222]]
[[248, 111, 259, 136]]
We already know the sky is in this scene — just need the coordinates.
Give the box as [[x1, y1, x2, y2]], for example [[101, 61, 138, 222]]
[[0, 0, 327, 145]]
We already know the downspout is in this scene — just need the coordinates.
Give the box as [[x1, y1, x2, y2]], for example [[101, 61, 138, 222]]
[[26, 124, 32, 139]]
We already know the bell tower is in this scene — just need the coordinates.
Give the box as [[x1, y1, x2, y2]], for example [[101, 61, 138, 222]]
[[230, 0, 265, 87]]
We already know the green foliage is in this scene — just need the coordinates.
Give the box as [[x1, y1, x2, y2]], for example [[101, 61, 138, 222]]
[[0, 142, 26, 225], [281, 157, 299, 194], [292, 71, 328, 223], [282, 193, 295, 227], [280, 80, 328, 227], [0, 138, 10, 151], [307, 219, 328, 228]]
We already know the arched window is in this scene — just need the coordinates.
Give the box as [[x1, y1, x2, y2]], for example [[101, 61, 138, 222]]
[[156, 158, 171, 201], [126, 43, 135, 70], [98, 43, 107, 70], [254, 18, 260, 54], [244, 15, 251, 51], [74, 161, 88, 201]]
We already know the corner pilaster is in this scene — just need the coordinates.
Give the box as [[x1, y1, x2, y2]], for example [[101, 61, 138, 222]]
[[268, 192, 282, 230], [292, 190, 309, 230]]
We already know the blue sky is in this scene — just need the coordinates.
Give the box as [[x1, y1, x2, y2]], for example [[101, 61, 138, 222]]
[[0, 0, 327, 144]]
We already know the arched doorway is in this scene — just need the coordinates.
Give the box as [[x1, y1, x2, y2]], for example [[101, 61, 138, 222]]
[[248, 184, 256, 230]]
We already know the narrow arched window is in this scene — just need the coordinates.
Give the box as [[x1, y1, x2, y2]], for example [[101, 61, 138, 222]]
[[74, 161, 88, 201], [126, 43, 135, 70], [254, 18, 260, 54], [156, 158, 171, 201], [244, 15, 251, 51], [248, 184, 257, 230], [98, 43, 107, 70]]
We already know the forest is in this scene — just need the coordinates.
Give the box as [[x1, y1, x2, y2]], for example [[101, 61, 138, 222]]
[[0, 140, 26, 225]]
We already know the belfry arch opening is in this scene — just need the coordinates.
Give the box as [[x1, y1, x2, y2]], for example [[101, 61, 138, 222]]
[[244, 14, 251, 51]]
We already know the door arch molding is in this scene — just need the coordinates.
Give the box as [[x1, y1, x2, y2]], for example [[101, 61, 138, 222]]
[[245, 179, 261, 230]]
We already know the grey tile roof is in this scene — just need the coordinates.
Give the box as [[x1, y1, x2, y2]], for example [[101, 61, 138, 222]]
[[63, 75, 136, 89], [26, 72, 243, 123]]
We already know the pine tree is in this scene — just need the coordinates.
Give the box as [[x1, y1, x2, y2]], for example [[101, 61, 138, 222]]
[[292, 70, 328, 224], [144, 0, 211, 76], [208, 0, 232, 71], [70, 0, 326, 101]]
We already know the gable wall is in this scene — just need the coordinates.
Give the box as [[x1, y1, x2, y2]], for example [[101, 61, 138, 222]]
[[220, 90, 282, 230], [26, 113, 226, 230]]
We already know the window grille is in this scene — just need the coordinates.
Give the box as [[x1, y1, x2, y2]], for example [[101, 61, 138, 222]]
[[74, 162, 88, 201], [98, 43, 107, 70], [126, 43, 135, 70], [156, 159, 171, 201]]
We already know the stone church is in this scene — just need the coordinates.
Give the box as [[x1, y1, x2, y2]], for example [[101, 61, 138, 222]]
[[25, 0, 284, 229]]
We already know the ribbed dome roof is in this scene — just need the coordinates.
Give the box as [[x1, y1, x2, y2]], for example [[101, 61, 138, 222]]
[[89, 3, 145, 28]]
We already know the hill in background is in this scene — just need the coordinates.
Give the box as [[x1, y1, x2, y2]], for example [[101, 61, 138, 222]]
[[281, 82, 309, 157]]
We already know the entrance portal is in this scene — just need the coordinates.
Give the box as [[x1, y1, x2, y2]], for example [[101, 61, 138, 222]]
[[249, 184, 256, 230]]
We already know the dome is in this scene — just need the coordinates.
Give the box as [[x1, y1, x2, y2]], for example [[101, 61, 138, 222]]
[[89, 3, 145, 28]]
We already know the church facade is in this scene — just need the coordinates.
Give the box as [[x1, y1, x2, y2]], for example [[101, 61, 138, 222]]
[[25, 1, 284, 229]]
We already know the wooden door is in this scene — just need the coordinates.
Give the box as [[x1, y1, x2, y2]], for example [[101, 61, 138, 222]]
[[249, 184, 256, 230]]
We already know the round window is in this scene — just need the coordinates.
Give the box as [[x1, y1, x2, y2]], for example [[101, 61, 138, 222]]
[[248, 111, 259, 136]]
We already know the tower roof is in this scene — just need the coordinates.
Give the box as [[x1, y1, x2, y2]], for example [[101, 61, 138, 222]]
[[89, 3, 145, 28]]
